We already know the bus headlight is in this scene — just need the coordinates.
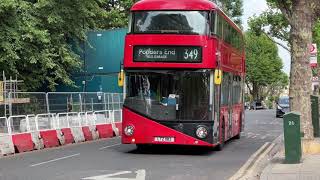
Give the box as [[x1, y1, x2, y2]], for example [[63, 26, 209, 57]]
[[196, 126, 208, 139], [124, 125, 135, 136]]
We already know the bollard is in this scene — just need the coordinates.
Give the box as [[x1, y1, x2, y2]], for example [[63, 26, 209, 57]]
[[311, 95, 320, 137], [283, 112, 302, 164]]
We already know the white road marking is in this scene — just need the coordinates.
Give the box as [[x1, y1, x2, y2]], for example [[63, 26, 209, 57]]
[[30, 153, 80, 167], [82, 169, 146, 180], [251, 135, 257, 139], [261, 135, 267, 140], [99, 143, 121, 150]]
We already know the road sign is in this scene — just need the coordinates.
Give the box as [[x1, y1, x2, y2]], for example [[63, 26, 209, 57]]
[[310, 55, 317, 67], [82, 169, 146, 180], [310, 44, 318, 68], [312, 76, 319, 82], [310, 43, 317, 55]]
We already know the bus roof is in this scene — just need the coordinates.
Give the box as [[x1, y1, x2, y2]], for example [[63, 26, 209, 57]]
[[131, 0, 217, 11]]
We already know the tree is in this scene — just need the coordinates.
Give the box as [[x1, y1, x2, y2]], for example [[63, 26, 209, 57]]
[[99, 0, 133, 29], [212, 0, 243, 27], [0, 0, 133, 91], [249, 0, 320, 139], [245, 31, 288, 101]]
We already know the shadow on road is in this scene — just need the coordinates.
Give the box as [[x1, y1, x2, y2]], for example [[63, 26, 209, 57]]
[[124, 139, 239, 155], [126, 145, 218, 156]]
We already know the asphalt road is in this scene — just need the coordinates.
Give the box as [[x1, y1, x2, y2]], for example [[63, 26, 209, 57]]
[[0, 110, 282, 180]]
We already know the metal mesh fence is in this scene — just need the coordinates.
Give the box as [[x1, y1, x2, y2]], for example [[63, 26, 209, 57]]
[[47, 93, 81, 113], [81, 92, 105, 112], [10, 92, 47, 116], [47, 92, 123, 113], [0, 117, 8, 134], [105, 93, 123, 110], [8, 115, 28, 134], [0, 92, 123, 134]]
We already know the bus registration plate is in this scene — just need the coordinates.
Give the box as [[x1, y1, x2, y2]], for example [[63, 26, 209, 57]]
[[154, 137, 175, 142]]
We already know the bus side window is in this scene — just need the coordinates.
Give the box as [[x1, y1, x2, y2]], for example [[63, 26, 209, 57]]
[[210, 11, 216, 34], [221, 73, 229, 106], [216, 13, 223, 38]]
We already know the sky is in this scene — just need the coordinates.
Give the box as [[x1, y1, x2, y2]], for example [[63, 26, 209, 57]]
[[242, 0, 291, 74]]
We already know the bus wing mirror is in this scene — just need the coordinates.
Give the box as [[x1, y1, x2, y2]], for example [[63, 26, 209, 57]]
[[118, 70, 124, 87], [214, 69, 222, 85]]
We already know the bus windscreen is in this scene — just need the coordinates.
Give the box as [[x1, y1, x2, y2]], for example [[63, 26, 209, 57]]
[[124, 70, 210, 121], [132, 11, 209, 35]]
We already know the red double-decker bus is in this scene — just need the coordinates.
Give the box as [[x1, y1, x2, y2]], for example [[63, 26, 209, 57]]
[[121, 0, 245, 150]]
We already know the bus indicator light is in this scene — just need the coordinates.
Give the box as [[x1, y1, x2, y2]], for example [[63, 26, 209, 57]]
[[214, 69, 222, 85]]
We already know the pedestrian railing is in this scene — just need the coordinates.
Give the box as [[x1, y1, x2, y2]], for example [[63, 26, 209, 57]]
[[94, 110, 112, 125], [0, 109, 122, 135]]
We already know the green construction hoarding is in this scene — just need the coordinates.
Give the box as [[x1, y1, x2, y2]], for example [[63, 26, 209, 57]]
[[57, 28, 127, 93]]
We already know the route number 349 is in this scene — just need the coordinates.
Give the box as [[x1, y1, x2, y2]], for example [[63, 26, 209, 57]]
[[184, 49, 199, 60], [288, 121, 295, 126]]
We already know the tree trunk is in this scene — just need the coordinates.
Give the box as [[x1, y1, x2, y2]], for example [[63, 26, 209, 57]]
[[252, 83, 259, 101], [289, 0, 314, 139]]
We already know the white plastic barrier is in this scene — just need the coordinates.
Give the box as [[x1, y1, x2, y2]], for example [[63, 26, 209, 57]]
[[79, 112, 87, 126], [57, 113, 69, 129], [86, 112, 96, 126], [94, 110, 112, 125], [30, 131, 44, 150], [0, 117, 9, 134], [9, 115, 29, 134], [0, 134, 15, 155], [68, 112, 81, 127], [113, 110, 122, 123], [0, 117, 14, 155], [56, 129, 65, 145], [35, 114, 56, 131], [89, 125, 99, 140], [71, 127, 85, 143]]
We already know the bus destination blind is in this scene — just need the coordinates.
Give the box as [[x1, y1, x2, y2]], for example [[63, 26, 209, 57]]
[[133, 46, 202, 62]]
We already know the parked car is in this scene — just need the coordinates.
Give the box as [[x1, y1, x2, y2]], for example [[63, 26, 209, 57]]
[[249, 101, 265, 110], [276, 96, 290, 118]]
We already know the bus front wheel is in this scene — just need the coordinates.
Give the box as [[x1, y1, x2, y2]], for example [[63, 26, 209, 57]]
[[216, 124, 225, 151]]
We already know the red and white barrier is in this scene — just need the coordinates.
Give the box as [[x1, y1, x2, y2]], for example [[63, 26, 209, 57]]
[[12, 133, 34, 153], [82, 126, 93, 141], [61, 128, 74, 144], [31, 131, 44, 150], [71, 127, 85, 143], [0, 109, 122, 156]]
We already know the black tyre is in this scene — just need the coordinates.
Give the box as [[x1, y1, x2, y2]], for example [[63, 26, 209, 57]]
[[216, 124, 225, 151]]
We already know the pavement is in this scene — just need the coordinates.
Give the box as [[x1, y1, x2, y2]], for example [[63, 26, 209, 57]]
[[0, 110, 282, 180], [261, 142, 320, 180]]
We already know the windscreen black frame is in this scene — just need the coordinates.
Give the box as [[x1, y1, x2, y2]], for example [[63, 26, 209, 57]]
[[131, 11, 210, 35]]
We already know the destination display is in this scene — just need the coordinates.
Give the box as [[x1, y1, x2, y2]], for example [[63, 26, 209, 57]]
[[133, 46, 202, 62]]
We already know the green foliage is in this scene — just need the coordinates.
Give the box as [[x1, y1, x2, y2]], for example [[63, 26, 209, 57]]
[[248, 10, 290, 43], [211, 0, 243, 27], [245, 31, 288, 99], [0, 0, 133, 91]]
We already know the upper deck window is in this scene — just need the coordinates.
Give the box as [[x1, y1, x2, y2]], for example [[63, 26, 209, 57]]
[[132, 11, 209, 35]]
